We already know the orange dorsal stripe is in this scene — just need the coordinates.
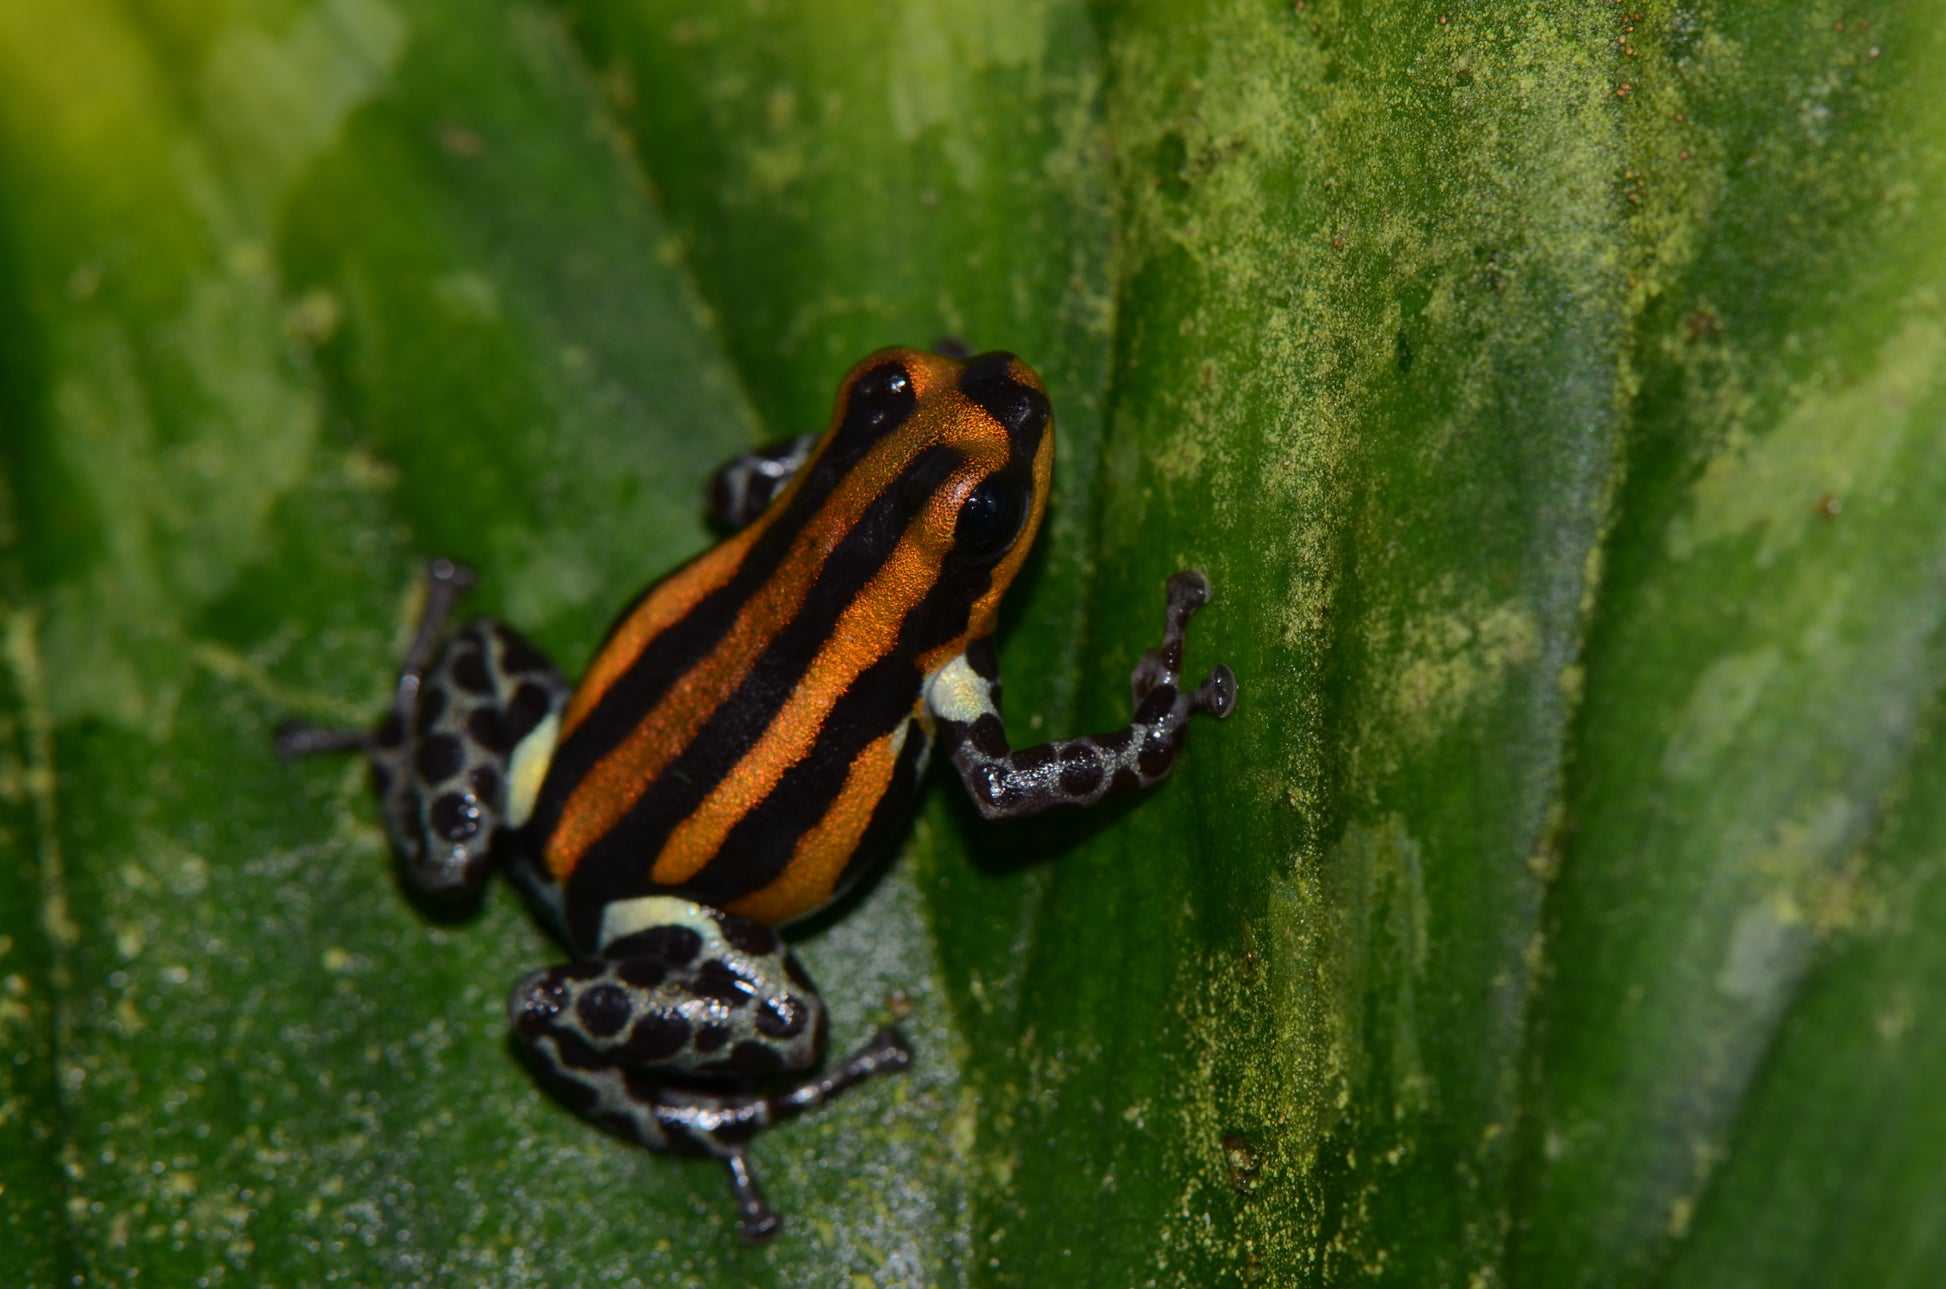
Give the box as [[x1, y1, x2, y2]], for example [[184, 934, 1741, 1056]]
[[725, 724, 904, 926], [646, 501, 966, 888], [545, 425, 944, 882], [559, 526, 763, 742]]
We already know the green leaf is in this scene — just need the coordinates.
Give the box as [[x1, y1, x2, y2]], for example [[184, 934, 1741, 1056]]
[[2, 1, 1942, 1285]]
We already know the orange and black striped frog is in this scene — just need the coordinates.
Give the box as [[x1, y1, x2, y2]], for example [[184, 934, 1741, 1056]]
[[279, 346, 1235, 1241]]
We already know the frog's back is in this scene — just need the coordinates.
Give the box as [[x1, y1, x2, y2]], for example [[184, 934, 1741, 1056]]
[[527, 348, 1053, 943]]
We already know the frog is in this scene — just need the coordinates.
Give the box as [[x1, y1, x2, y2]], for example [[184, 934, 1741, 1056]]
[[278, 345, 1236, 1242]]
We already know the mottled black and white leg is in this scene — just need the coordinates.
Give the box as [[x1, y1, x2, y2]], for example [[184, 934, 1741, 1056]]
[[927, 570, 1237, 819], [276, 558, 571, 897], [705, 433, 818, 531], [508, 898, 911, 1242]]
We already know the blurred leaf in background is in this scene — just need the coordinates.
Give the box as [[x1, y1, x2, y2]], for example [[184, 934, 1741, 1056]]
[[2, 1, 1942, 1285]]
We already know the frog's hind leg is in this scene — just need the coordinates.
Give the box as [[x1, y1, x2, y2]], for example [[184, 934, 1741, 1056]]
[[519, 1021, 909, 1243], [278, 558, 570, 900], [507, 900, 912, 1242]]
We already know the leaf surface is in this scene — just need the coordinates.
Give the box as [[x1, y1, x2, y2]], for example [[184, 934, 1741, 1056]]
[[1, 2, 1942, 1286]]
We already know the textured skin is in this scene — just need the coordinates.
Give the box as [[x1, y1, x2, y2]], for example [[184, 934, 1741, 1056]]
[[369, 619, 568, 898], [510, 900, 828, 1080], [930, 573, 1237, 819], [533, 348, 1059, 943], [278, 347, 1235, 1243]]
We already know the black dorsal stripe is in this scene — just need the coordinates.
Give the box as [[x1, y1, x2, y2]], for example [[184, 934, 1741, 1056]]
[[957, 352, 1049, 456], [824, 718, 931, 910], [690, 699, 931, 915], [792, 359, 920, 503], [677, 667, 917, 908], [562, 445, 955, 945], [535, 374, 919, 841], [673, 557, 994, 907]]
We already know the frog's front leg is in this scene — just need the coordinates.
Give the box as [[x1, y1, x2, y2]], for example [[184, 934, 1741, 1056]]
[[277, 558, 570, 897], [930, 571, 1237, 820], [705, 433, 818, 531], [507, 899, 911, 1243]]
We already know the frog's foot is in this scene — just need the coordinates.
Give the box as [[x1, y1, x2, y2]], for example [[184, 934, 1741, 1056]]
[[931, 569, 1237, 821], [508, 903, 911, 1241], [273, 557, 477, 762], [277, 559, 570, 900], [705, 433, 818, 531], [667, 1028, 911, 1243], [1131, 571, 1239, 721], [517, 1018, 911, 1243]]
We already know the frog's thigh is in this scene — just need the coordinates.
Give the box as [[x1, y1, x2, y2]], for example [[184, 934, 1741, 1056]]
[[509, 898, 827, 1079], [370, 619, 568, 896]]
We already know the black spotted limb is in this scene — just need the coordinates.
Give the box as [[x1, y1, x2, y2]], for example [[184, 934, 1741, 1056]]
[[509, 897, 910, 1243], [704, 433, 818, 531], [277, 350, 1240, 1246], [278, 559, 911, 1243], [927, 570, 1237, 820], [281, 558, 570, 899]]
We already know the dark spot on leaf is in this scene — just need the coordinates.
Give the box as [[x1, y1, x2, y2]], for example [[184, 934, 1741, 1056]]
[[1224, 1132, 1262, 1194]]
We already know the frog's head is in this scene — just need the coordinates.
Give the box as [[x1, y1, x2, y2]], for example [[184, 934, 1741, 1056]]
[[771, 345, 1054, 668]]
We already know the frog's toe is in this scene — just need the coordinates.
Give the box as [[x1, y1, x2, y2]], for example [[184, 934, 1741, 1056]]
[[726, 1153, 783, 1244], [273, 719, 370, 762], [1165, 568, 1214, 615], [1194, 664, 1238, 719]]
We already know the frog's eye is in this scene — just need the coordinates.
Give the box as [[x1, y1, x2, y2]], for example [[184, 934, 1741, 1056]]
[[850, 362, 913, 429], [955, 475, 1028, 564]]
